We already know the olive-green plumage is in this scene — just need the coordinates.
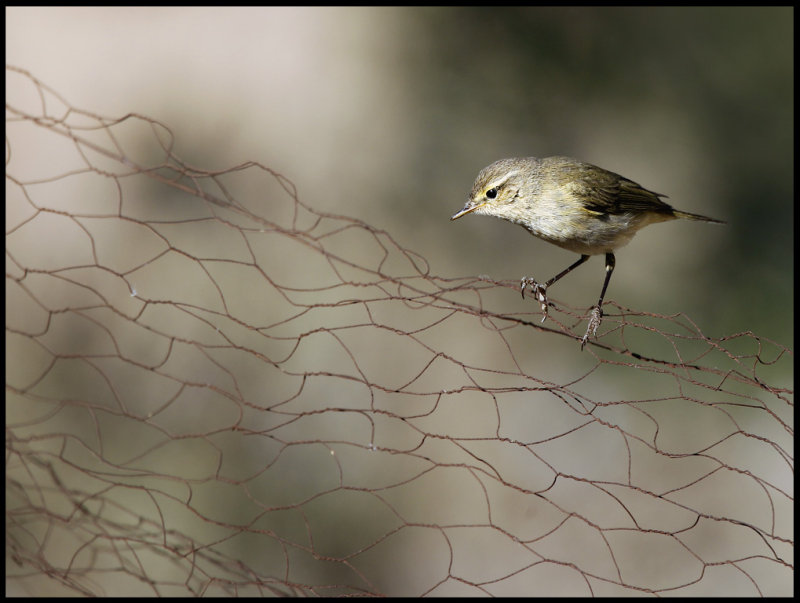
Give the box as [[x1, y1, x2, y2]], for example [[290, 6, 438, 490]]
[[451, 156, 724, 348], [451, 156, 722, 255]]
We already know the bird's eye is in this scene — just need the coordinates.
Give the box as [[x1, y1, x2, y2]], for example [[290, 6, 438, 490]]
[[486, 187, 498, 200]]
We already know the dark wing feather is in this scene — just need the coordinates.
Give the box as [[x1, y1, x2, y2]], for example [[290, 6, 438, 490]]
[[561, 160, 676, 218]]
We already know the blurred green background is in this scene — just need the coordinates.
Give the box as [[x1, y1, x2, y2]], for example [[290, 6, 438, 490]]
[[7, 6, 793, 345]]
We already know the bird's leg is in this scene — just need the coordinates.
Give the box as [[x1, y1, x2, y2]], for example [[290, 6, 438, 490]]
[[522, 255, 590, 322], [581, 252, 615, 349]]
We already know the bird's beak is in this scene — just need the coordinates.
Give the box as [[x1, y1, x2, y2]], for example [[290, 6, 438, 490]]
[[451, 201, 482, 221]]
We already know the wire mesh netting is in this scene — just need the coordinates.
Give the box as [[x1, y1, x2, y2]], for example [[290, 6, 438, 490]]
[[6, 66, 793, 596]]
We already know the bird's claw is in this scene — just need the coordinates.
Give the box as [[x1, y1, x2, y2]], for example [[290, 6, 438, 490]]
[[521, 277, 549, 322], [520, 276, 532, 299], [580, 306, 603, 350]]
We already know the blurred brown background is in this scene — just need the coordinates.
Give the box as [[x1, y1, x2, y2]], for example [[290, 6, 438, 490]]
[[6, 7, 793, 597], [7, 6, 792, 345]]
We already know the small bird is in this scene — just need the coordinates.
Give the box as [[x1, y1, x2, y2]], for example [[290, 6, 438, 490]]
[[451, 156, 724, 348]]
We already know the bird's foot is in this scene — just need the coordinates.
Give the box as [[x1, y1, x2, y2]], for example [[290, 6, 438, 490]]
[[581, 306, 603, 350], [520, 277, 549, 322]]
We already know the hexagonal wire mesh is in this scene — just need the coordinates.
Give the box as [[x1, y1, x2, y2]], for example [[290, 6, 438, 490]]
[[6, 67, 792, 596]]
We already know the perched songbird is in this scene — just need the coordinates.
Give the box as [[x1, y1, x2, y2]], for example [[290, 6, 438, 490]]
[[451, 156, 724, 348]]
